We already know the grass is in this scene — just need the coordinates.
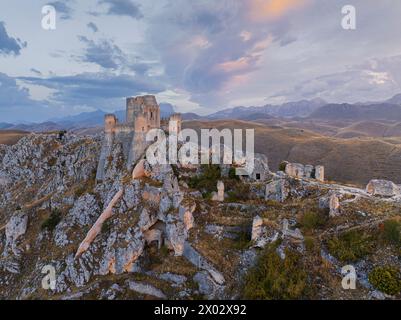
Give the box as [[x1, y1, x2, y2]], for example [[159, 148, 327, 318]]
[[382, 219, 401, 246], [327, 230, 375, 263], [300, 210, 328, 232], [242, 243, 310, 299]]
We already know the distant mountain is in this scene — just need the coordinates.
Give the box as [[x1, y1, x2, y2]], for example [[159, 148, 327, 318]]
[[385, 93, 401, 105], [309, 103, 401, 121], [207, 98, 327, 120], [1, 102, 177, 132], [0, 122, 13, 129]]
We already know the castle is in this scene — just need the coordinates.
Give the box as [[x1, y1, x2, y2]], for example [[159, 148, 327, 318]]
[[96, 95, 182, 181]]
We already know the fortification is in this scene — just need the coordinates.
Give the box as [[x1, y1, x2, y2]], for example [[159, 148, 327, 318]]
[[96, 95, 161, 181]]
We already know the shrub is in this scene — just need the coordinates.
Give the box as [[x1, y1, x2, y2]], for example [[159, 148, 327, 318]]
[[368, 266, 401, 296], [382, 220, 401, 245], [242, 244, 309, 299], [304, 236, 316, 252], [101, 220, 111, 234], [278, 161, 287, 172], [301, 211, 327, 231], [228, 167, 239, 180], [327, 230, 374, 263], [188, 165, 221, 193], [227, 182, 250, 202], [41, 209, 62, 231]]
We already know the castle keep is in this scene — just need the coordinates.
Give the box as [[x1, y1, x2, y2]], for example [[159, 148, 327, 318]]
[[96, 95, 181, 181]]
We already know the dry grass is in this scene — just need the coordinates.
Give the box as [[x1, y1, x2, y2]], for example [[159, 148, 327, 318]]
[[0, 130, 29, 145]]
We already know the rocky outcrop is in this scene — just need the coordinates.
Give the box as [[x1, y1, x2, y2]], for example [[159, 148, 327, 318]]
[[366, 179, 400, 197], [265, 178, 289, 202], [212, 180, 225, 202], [4, 212, 28, 257], [75, 189, 123, 258]]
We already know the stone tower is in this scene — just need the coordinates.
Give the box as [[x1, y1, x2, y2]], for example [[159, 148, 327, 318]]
[[126, 95, 160, 131], [96, 95, 162, 181]]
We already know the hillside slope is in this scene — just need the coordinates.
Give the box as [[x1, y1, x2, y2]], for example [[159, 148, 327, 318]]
[[185, 120, 401, 185]]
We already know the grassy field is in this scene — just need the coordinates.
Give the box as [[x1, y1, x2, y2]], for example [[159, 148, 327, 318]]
[[0, 130, 29, 145]]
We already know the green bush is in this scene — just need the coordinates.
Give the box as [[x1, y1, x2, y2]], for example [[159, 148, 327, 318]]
[[242, 244, 309, 299], [368, 266, 401, 296], [278, 161, 287, 172], [41, 209, 62, 231], [301, 211, 327, 231], [188, 165, 221, 193], [228, 167, 239, 180], [327, 230, 374, 263], [382, 220, 401, 245]]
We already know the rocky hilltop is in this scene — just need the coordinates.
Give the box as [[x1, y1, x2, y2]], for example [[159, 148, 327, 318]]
[[0, 133, 400, 300]]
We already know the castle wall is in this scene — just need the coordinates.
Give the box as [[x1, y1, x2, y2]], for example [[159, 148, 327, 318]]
[[96, 95, 162, 180]]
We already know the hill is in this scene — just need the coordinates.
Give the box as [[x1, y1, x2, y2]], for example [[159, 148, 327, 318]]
[[0, 130, 29, 145], [185, 120, 401, 185]]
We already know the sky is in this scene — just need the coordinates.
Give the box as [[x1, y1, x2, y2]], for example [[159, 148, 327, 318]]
[[0, 0, 401, 122]]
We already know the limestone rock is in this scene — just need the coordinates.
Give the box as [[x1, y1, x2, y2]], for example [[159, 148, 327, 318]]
[[212, 180, 224, 202], [366, 179, 400, 197], [5, 213, 28, 256], [329, 193, 340, 217], [282, 219, 304, 240], [265, 179, 289, 202], [251, 215, 263, 242], [127, 281, 166, 299]]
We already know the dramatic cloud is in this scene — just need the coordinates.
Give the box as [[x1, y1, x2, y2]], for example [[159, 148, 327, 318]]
[[19, 72, 166, 109], [270, 56, 401, 103], [47, 0, 75, 20], [0, 21, 26, 56], [95, 0, 143, 19]]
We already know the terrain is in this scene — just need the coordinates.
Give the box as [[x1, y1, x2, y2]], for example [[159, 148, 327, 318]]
[[0, 132, 400, 300], [185, 120, 401, 186]]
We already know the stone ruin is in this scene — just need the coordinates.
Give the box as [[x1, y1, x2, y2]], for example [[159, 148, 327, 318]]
[[283, 161, 324, 182], [96, 95, 182, 181]]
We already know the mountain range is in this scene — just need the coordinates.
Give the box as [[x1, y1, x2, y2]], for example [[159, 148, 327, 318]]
[[2, 94, 401, 132]]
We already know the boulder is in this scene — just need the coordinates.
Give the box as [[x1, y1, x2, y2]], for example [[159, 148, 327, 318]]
[[265, 179, 289, 202], [282, 219, 303, 241], [329, 193, 340, 217], [366, 179, 400, 197], [251, 215, 263, 242], [5, 213, 28, 256], [212, 181, 225, 202]]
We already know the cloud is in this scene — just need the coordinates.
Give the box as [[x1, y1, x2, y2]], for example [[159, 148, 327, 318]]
[[87, 22, 99, 33], [270, 55, 401, 103], [78, 36, 126, 70], [47, 0, 75, 20], [0, 21, 26, 56], [19, 72, 166, 109], [248, 0, 310, 22], [30, 68, 42, 76], [0, 73, 53, 122], [94, 0, 143, 19]]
